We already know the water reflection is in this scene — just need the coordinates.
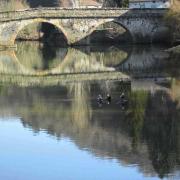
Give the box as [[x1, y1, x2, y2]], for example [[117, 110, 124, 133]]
[[16, 42, 68, 71], [1, 42, 180, 179], [119, 45, 171, 77], [0, 80, 180, 178], [0, 42, 176, 80], [0, 42, 129, 76], [68, 82, 92, 129]]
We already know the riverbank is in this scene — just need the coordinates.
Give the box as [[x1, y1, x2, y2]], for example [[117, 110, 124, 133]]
[[164, 0, 180, 58], [165, 0, 180, 45], [167, 45, 180, 54], [166, 45, 180, 66], [0, 72, 130, 87], [165, 45, 180, 77]]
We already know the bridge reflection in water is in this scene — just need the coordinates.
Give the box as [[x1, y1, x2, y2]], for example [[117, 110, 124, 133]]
[[0, 42, 180, 179], [0, 42, 129, 75], [0, 42, 173, 79]]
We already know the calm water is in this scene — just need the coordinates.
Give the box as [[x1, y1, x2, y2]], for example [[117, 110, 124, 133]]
[[0, 42, 180, 180]]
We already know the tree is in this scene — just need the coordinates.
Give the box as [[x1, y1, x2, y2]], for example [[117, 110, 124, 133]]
[[102, 0, 129, 7]]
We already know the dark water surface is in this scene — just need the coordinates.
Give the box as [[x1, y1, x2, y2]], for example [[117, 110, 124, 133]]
[[0, 42, 180, 180]]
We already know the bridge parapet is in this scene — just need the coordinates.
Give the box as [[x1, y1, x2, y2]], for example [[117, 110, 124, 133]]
[[0, 8, 167, 22]]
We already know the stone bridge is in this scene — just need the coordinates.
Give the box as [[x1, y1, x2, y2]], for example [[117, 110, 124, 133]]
[[0, 8, 169, 47]]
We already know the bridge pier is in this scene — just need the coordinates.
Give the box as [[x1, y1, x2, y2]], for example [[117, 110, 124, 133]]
[[115, 15, 170, 44]]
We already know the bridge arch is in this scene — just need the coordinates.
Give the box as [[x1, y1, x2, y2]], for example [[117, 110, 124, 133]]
[[12, 19, 69, 45], [80, 19, 134, 44], [112, 20, 134, 42]]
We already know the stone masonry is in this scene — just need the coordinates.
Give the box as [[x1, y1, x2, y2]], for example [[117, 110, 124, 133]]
[[0, 8, 169, 46]]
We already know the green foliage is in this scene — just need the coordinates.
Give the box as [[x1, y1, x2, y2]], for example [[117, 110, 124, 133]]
[[122, 0, 129, 7], [165, 6, 180, 42], [103, 0, 129, 7], [143, 91, 180, 178]]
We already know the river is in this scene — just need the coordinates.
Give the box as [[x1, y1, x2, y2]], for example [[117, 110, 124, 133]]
[[0, 41, 180, 180]]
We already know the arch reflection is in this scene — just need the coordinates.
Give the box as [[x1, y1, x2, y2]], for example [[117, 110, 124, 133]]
[[0, 42, 129, 76]]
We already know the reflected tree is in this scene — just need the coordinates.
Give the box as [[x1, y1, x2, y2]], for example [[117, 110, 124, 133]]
[[68, 82, 92, 129], [143, 91, 180, 178], [126, 91, 149, 150], [0, 80, 180, 178]]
